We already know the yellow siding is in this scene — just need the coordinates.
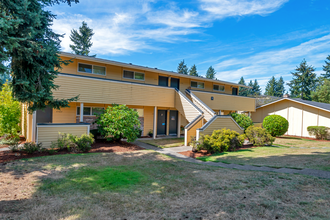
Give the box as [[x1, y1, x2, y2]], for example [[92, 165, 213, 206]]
[[37, 126, 88, 148], [199, 117, 244, 136], [187, 119, 203, 144], [53, 75, 175, 107], [192, 90, 255, 112], [143, 106, 154, 136], [175, 92, 200, 122], [53, 102, 77, 123]]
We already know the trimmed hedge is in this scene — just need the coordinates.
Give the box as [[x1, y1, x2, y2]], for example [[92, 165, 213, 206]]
[[229, 113, 254, 130], [307, 126, 329, 140], [263, 115, 289, 137], [245, 126, 275, 146]]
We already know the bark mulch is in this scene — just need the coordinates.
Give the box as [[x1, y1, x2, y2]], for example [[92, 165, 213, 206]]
[[0, 140, 144, 164], [178, 150, 212, 158]]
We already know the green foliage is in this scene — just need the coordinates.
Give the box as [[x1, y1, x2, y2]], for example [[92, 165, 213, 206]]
[[307, 126, 329, 140], [229, 113, 253, 130], [245, 126, 275, 146], [74, 133, 94, 152], [0, 83, 21, 138], [148, 129, 153, 137], [196, 129, 246, 153], [263, 115, 289, 137], [95, 104, 141, 142], [0, 134, 20, 145], [238, 77, 248, 96], [0, 0, 79, 112], [287, 59, 317, 100], [189, 64, 198, 76], [276, 77, 285, 97], [311, 79, 330, 103], [90, 129, 101, 138], [20, 142, 43, 154], [248, 79, 261, 96], [51, 133, 94, 152], [206, 66, 216, 79], [69, 21, 95, 57], [177, 60, 188, 74], [321, 55, 330, 79], [264, 76, 286, 97]]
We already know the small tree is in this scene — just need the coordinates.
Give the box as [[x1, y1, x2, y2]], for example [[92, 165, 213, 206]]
[[229, 113, 253, 130], [189, 64, 198, 76], [0, 83, 21, 138], [95, 104, 141, 142], [206, 66, 216, 79], [70, 21, 96, 57], [177, 60, 188, 74]]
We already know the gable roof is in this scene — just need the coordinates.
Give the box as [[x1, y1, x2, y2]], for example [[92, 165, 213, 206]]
[[257, 97, 330, 113], [60, 52, 251, 88]]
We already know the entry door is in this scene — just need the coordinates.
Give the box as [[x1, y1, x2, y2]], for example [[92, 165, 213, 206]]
[[36, 106, 53, 123], [232, 88, 238, 95], [169, 110, 178, 135], [159, 76, 169, 87], [170, 78, 180, 90], [157, 110, 167, 135]]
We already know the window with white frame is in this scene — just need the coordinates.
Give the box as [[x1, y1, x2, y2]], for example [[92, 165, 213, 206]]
[[123, 70, 145, 80], [213, 84, 225, 91], [77, 107, 105, 116], [78, 63, 106, 75], [191, 81, 204, 89]]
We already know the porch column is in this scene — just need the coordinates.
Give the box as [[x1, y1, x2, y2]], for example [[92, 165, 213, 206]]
[[32, 111, 37, 142], [153, 106, 157, 139], [166, 110, 170, 136], [80, 103, 84, 122], [177, 113, 181, 138], [248, 111, 251, 117], [168, 77, 171, 87]]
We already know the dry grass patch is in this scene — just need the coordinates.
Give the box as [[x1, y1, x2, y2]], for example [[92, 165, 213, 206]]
[[1, 151, 330, 219], [274, 136, 330, 148], [140, 138, 184, 148]]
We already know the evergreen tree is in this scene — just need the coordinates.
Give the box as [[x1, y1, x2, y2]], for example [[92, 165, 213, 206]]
[[189, 64, 198, 76], [287, 59, 317, 100], [252, 79, 261, 96], [248, 80, 253, 96], [321, 55, 330, 79], [238, 77, 248, 96], [312, 79, 330, 103], [177, 60, 188, 74], [206, 66, 216, 79], [0, 0, 79, 112], [264, 76, 277, 96], [69, 21, 95, 56], [275, 76, 285, 97]]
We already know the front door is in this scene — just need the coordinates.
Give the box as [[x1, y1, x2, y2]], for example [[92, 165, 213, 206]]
[[170, 78, 180, 90], [169, 110, 178, 135], [157, 110, 167, 135]]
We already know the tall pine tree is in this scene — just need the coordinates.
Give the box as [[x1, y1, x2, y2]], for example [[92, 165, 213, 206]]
[[287, 59, 317, 100], [206, 66, 216, 79], [238, 77, 248, 96], [0, 0, 79, 112], [177, 60, 188, 74], [321, 55, 330, 79], [275, 76, 285, 97], [69, 21, 95, 56], [264, 76, 277, 96], [189, 64, 198, 76], [252, 79, 261, 96]]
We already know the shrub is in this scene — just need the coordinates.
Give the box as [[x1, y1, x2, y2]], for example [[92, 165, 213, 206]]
[[20, 142, 43, 154], [307, 126, 329, 140], [0, 134, 20, 146], [0, 83, 21, 138], [74, 133, 94, 152], [90, 129, 101, 139], [245, 126, 275, 146], [95, 104, 141, 142], [229, 113, 254, 130], [263, 115, 289, 137], [197, 128, 246, 153], [51, 133, 94, 153]]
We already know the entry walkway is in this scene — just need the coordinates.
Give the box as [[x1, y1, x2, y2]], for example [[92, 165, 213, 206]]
[[134, 141, 330, 179]]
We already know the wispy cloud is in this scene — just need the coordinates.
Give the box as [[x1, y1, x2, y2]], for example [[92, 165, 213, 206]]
[[200, 0, 289, 18], [213, 33, 330, 91]]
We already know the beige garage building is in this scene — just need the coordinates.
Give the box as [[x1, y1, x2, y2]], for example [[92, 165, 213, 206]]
[[251, 98, 330, 138]]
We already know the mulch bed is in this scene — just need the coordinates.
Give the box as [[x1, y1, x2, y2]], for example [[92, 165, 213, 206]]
[[0, 140, 144, 164], [178, 150, 212, 158]]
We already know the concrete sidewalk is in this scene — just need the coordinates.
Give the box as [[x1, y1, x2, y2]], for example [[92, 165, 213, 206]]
[[134, 141, 330, 179]]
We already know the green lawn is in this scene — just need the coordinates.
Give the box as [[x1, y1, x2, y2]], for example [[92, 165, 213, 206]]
[[139, 137, 184, 148], [197, 137, 330, 171], [1, 151, 330, 219]]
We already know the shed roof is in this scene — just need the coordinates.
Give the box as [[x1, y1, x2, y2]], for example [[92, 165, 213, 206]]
[[257, 98, 330, 113]]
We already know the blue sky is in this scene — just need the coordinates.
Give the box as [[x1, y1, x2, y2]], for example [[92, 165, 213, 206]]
[[50, 0, 330, 92]]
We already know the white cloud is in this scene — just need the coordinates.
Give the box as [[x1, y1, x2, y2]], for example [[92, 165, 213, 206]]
[[200, 0, 289, 18]]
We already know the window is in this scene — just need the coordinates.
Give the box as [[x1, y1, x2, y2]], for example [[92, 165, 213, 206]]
[[134, 109, 144, 117], [191, 81, 204, 89], [213, 84, 225, 91], [123, 70, 145, 80], [78, 63, 106, 75], [77, 107, 105, 116]]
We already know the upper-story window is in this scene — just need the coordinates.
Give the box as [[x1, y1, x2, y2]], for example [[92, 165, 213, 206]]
[[213, 84, 225, 91], [78, 63, 106, 75], [191, 81, 204, 89], [123, 70, 145, 81]]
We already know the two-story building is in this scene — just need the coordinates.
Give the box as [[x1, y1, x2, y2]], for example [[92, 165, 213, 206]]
[[21, 52, 256, 147]]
